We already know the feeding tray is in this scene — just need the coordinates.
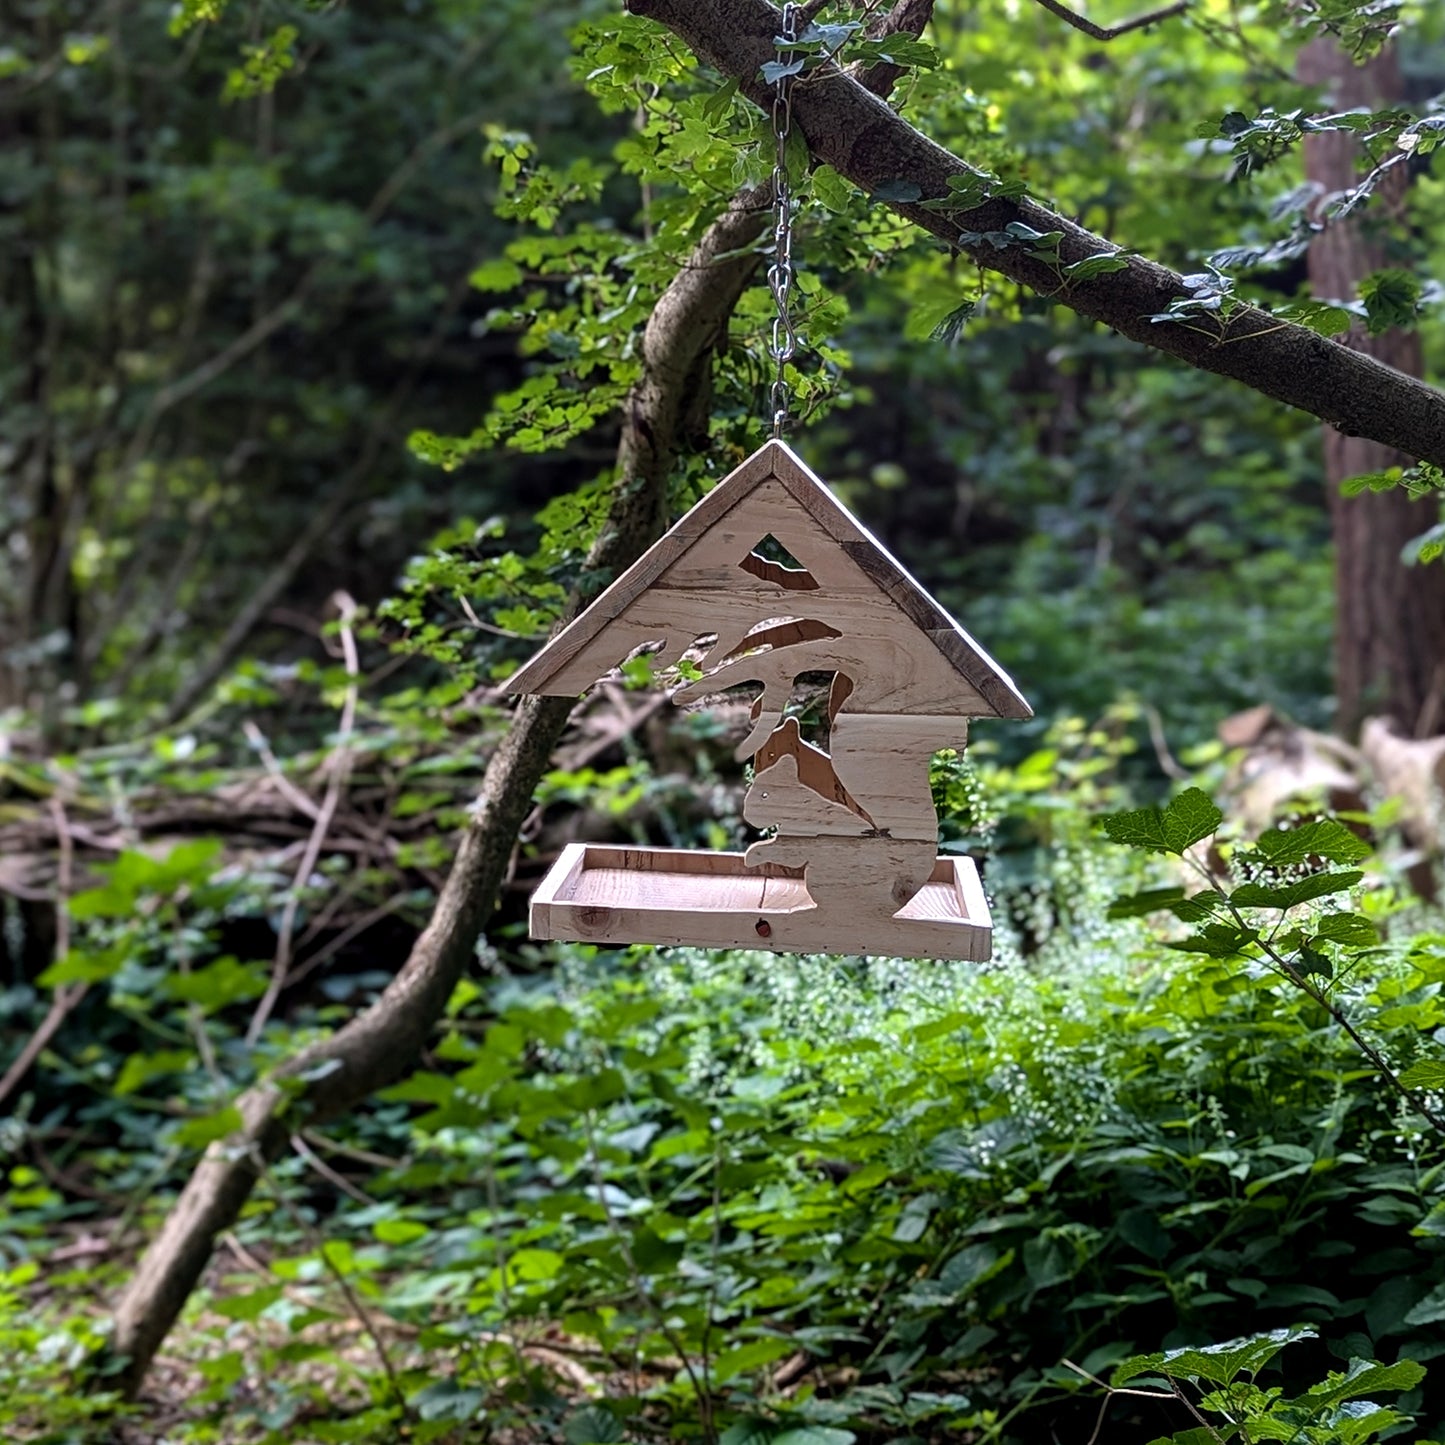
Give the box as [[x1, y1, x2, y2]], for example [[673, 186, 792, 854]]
[[531, 844, 992, 961], [506, 439, 1031, 962]]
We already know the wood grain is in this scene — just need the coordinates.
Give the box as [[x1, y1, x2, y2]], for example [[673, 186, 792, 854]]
[[530, 844, 993, 961], [512, 440, 1028, 956]]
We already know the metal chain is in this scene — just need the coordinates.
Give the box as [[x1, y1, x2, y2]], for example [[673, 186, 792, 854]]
[[767, 2, 801, 439]]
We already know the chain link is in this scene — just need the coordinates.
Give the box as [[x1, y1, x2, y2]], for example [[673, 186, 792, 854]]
[[767, 2, 801, 439]]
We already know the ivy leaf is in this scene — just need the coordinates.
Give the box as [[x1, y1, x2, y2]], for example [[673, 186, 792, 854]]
[[760, 55, 806, 84], [1276, 298, 1353, 337], [799, 21, 859, 50], [1065, 253, 1130, 282], [1100, 787, 1222, 856], [811, 164, 852, 214], [929, 301, 976, 346]]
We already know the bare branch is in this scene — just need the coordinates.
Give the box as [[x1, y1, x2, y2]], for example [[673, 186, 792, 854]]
[[1028, 0, 1189, 41]]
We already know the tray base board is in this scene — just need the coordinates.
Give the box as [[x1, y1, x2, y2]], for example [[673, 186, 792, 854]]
[[530, 844, 991, 961]]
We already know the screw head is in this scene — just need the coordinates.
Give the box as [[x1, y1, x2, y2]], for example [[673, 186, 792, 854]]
[[755, 918, 772, 938]]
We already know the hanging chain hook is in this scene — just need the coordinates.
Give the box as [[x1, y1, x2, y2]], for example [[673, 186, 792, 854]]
[[767, 1, 801, 440]]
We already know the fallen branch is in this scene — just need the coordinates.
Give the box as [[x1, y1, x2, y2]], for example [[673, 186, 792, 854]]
[[246, 593, 361, 1045], [0, 796, 83, 1112]]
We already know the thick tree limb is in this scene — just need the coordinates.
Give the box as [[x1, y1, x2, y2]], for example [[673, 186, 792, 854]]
[[626, 0, 1445, 467], [106, 0, 935, 1397]]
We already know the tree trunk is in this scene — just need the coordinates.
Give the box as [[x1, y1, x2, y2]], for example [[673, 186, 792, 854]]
[[1298, 39, 1445, 735]]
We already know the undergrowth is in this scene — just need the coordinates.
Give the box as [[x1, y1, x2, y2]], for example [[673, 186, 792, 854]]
[[3, 718, 1444, 1442]]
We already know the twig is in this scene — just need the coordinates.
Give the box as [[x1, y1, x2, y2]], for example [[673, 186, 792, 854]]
[[243, 721, 322, 822], [1027, 0, 1190, 40], [283, 896, 410, 992], [246, 593, 361, 1044], [290, 1132, 378, 1207], [299, 1130, 407, 1172], [456, 594, 542, 641], [1062, 1359, 1179, 1445], [1144, 704, 1188, 781], [0, 796, 84, 1111], [177, 946, 222, 1088]]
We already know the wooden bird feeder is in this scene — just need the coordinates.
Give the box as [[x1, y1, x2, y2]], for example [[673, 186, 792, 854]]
[[507, 440, 1031, 960]]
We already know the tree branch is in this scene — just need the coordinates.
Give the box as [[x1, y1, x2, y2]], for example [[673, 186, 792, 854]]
[[625, 0, 1445, 467], [104, 3, 940, 1396], [1028, 0, 1189, 42]]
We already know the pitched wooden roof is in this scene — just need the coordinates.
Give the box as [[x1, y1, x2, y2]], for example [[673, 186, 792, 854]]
[[505, 439, 1031, 720]]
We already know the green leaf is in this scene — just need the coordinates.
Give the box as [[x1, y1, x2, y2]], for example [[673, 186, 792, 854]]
[[1310, 912, 1377, 947], [470, 258, 524, 292], [1107, 886, 1187, 919], [38, 944, 128, 987], [1403, 1282, 1445, 1327], [1231, 870, 1363, 909], [162, 955, 268, 1012], [211, 1284, 285, 1321], [1400, 1059, 1445, 1090], [114, 1048, 195, 1096], [413, 1379, 486, 1423], [1168, 922, 1258, 958], [1098, 797, 1179, 849], [1253, 820, 1371, 865], [1100, 788, 1222, 856], [938, 1242, 1004, 1294], [1064, 253, 1130, 282], [563, 1405, 626, 1444], [1276, 298, 1353, 337], [173, 1105, 244, 1148], [373, 1219, 429, 1245], [1360, 267, 1422, 334], [1341, 467, 1404, 496], [712, 1336, 794, 1382], [811, 164, 852, 213], [1303, 1355, 1426, 1403], [1112, 1327, 1316, 1388]]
